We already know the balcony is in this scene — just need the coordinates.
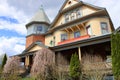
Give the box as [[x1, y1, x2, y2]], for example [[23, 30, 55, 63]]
[[58, 34, 90, 45]]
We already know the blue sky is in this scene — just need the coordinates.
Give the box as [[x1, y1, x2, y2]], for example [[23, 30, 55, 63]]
[[0, 0, 120, 56]]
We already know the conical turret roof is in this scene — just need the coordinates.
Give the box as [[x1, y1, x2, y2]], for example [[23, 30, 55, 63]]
[[29, 7, 50, 24]]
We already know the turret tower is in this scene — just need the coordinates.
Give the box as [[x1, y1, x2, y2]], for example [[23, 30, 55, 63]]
[[25, 7, 50, 48]]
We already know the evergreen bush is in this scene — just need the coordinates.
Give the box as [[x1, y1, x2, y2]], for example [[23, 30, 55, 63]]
[[1, 54, 7, 69], [111, 32, 120, 80], [69, 53, 81, 80]]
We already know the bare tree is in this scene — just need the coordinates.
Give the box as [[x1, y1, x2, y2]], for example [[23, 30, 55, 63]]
[[2, 56, 21, 80], [3, 56, 21, 74], [82, 54, 107, 80]]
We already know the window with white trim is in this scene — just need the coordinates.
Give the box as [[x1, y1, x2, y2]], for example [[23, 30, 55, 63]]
[[65, 14, 69, 23], [71, 12, 75, 20], [101, 22, 109, 34], [61, 34, 68, 41], [74, 31, 80, 38]]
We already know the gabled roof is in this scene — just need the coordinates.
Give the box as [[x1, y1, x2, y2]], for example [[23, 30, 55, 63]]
[[49, 0, 105, 29], [45, 9, 114, 35], [18, 41, 48, 56], [26, 7, 50, 27]]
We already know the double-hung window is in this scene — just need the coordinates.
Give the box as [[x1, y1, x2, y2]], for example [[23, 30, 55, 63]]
[[101, 22, 109, 34], [61, 34, 67, 41]]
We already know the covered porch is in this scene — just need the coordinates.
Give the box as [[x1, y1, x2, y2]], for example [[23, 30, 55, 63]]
[[52, 34, 112, 74]]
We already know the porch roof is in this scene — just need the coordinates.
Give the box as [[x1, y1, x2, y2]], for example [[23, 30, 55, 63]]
[[50, 33, 111, 51], [17, 41, 48, 57]]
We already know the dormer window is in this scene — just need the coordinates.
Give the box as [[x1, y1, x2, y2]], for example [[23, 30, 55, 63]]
[[65, 14, 69, 23]]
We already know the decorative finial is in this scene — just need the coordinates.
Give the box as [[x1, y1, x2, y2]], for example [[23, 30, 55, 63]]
[[40, 5, 43, 10]]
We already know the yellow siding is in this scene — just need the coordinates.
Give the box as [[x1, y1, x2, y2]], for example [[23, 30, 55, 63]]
[[54, 6, 97, 27], [86, 17, 111, 36], [82, 6, 96, 17], [45, 30, 67, 46], [45, 17, 112, 46], [53, 30, 66, 46], [45, 34, 53, 46], [54, 15, 65, 27], [28, 45, 42, 52]]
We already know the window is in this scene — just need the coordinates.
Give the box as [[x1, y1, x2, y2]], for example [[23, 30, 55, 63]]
[[65, 14, 69, 23], [74, 31, 80, 38], [61, 34, 67, 41], [86, 25, 92, 35], [37, 26, 42, 31], [71, 12, 75, 20], [101, 22, 109, 34], [76, 9, 81, 18], [36, 26, 42, 34]]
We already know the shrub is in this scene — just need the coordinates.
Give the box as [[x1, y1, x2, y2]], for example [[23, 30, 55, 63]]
[[111, 32, 120, 80], [82, 54, 106, 80], [69, 53, 81, 80]]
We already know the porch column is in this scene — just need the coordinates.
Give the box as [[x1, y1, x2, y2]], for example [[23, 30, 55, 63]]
[[27, 55, 30, 66], [25, 56, 28, 66], [78, 47, 81, 61], [25, 56, 30, 67]]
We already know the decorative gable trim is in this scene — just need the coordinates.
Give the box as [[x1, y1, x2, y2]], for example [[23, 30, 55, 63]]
[[49, 0, 104, 29]]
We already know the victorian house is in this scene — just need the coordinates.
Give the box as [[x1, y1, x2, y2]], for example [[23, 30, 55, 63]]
[[18, 0, 115, 79]]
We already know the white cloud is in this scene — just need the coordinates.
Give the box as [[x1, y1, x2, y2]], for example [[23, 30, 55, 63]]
[[0, 36, 25, 56], [0, 0, 30, 35], [0, 19, 26, 35]]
